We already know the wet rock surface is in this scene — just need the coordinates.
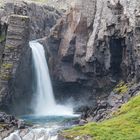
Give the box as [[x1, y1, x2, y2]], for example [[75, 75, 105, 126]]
[[41, 0, 139, 87], [79, 83, 140, 122], [0, 112, 28, 139]]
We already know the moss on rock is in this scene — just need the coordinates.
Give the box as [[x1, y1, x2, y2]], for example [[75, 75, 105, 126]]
[[113, 81, 128, 94], [0, 63, 13, 80], [2, 63, 13, 70], [5, 45, 15, 50], [0, 73, 11, 80], [0, 35, 6, 43], [62, 94, 140, 140]]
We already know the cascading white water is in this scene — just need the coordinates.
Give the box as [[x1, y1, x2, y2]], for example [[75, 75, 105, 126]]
[[29, 41, 74, 116], [4, 127, 59, 140]]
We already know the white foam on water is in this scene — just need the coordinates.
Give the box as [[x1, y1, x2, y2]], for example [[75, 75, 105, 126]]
[[4, 126, 59, 140], [4, 131, 21, 140]]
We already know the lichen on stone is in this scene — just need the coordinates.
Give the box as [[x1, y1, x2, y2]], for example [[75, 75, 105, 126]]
[[0, 73, 11, 80], [5, 45, 15, 50], [2, 63, 13, 70], [0, 35, 6, 43], [113, 81, 128, 94]]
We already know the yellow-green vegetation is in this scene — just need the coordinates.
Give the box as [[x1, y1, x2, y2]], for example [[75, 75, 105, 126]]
[[2, 63, 13, 70], [21, 16, 29, 22], [62, 95, 140, 140], [0, 63, 13, 80], [0, 1, 4, 9], [0, 73, 11, 80], [0, 123, 8, 129], [11, 15, 29, 22], [113, 81, 128, 94], [0, 34, 6, 43], [5, 45, 15, 50]]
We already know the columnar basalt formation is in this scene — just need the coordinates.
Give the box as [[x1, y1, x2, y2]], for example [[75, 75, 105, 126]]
[[0, 1, 62, 114], [0, 15, 29, 112], [134, 13, 140, 81], [2, 1, 61, 40]]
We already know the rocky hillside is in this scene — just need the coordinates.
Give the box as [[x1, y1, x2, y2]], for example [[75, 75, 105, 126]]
[[61, 93, 140, 140]]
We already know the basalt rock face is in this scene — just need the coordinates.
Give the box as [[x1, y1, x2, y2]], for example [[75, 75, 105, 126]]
[[0, 1, 62, 114], [1, 1, 62, 40], [0, 15, 30, 113], [42, 0, 140, 104]]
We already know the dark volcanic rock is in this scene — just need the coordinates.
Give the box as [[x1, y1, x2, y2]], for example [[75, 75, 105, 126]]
[[0, 112, 28, 139], [0, 1, 62, 114], [2, 1, 62, 40], [81, 83, 140, 122], [39, 0, 140, 108], [0, 15, 30, 113]]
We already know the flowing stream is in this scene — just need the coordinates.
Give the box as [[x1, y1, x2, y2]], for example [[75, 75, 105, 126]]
[[4, 41, 79, 140]]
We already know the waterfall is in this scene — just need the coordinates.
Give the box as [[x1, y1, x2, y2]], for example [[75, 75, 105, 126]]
[[29, 41, 73, 116]]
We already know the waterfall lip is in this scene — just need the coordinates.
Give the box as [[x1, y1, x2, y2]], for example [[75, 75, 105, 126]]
[[29, 40, 38, 45]]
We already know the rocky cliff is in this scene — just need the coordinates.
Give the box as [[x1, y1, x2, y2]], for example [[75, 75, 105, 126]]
[[0, 0, 61, 114], [40, 0, 140, 107], [0, 0, 140, 115]]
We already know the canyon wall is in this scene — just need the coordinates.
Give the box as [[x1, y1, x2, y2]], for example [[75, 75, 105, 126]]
[[43, 0, 140, 105], [0, 1, 61, 114], [0, 0, 140, 114]]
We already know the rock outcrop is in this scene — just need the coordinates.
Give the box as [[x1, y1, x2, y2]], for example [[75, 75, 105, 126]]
[[0, 1, 62, 114], [0, 15, 30, 112], [40, 0, 140, 104], [1, 0, 61, 40], [0, 112, 30, 139]]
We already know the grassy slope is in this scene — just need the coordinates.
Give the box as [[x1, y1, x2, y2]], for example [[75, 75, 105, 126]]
[[62, 95, 140, 140]]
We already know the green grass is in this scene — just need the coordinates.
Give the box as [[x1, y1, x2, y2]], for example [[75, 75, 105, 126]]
[[0, 34, 6, 43], [62, 95, 140, 140], [113, 81, 128, 94]]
